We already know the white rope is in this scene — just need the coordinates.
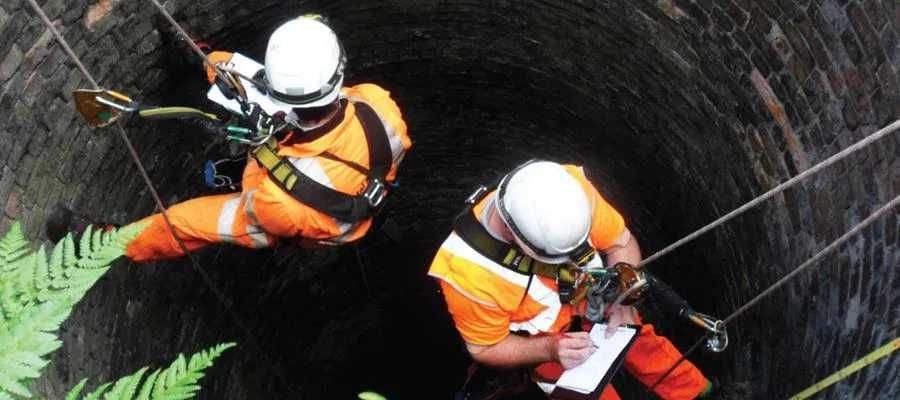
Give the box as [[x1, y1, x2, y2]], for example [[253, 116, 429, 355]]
[[640, 119, 900, 267]]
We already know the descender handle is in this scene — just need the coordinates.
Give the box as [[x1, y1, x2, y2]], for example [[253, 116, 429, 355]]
[[645, 272, 728, 352]]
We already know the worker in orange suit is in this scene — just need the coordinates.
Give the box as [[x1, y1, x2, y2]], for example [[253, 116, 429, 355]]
[[47, 15, 411, 261], [428, 160, 711, 399]]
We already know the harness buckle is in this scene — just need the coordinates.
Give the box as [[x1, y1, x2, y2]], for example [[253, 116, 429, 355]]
[[363, 178, 388, 209]]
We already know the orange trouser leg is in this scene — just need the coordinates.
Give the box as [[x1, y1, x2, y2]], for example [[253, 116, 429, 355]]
[[597, 384, 620, 400], [623, 323, 708, 400], [125, 192, 275, 262]]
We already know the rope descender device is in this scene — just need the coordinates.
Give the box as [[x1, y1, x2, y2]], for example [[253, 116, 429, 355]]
[[73, 89, 221, 128], [584, 262, 729, 352]]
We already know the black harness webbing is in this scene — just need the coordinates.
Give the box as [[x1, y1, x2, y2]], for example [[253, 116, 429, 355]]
[[252, 101, 393, 222], [452, 188, 581, 302]]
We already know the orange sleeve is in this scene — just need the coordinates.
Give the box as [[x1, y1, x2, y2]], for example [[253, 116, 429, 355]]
[[563, 165, 626, 251], [205, 51, 235, 83], [439, 280, 511, 346]]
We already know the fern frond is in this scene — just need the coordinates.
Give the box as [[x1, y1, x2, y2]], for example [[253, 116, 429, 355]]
[[83, 382, 112, 400], [0, 223, 30, 272], [0, 222, 148, 399], [48, 238, 68, 290], [151, 342, 236, 399], [76, 223, 145, 270], [134, 370, 160, 400], [65, 378, 88, 400], [0, 302, 69, 397], [65, 343, 236, 400], [102, 366, 148, 400]]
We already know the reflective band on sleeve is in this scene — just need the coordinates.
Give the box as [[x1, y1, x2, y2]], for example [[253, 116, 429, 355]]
[[441, 232, 561, 333], [217, 195, 242, 244], [427, 270, 500, 309]]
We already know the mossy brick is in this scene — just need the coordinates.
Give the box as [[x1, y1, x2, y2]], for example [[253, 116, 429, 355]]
[[796, 17, 832, 68], [0, 11, 27, 57], [41, 0, 66, 20], [847, 3, 886, 65], [673, 0, 711, 28], [0, 43, 23, 82]]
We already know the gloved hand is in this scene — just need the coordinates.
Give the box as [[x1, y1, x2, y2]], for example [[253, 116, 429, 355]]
[[551, 332, 596, 370], [205, 51, 234, 83]]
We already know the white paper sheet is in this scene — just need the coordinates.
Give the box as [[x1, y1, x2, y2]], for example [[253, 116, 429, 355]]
[[206, 52, 290, 116], [554, 324, 638, 394]]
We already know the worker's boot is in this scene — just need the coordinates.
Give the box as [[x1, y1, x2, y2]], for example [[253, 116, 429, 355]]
[[45, 203, 116, 243]]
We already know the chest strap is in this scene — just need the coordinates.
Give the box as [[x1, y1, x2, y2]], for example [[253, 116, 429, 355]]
[[252, 101, 393, 222], [452, 187, 580, 302]]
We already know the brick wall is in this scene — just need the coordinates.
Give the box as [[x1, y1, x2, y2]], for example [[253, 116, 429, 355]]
[[0, 0, 896, 398]]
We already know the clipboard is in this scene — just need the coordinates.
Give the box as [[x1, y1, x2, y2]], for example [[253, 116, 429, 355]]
[[549, 324, 640, 400]]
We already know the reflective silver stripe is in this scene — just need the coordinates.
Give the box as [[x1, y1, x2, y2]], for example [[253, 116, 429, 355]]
[[245, 224, 270, 248], [288, 156, 354, 235], [242, 190, 270, 248], [441, 232, 562, 334], [217, 195, 242, 244], [329, 221, 363, 243], [349, 97, 406, 164]]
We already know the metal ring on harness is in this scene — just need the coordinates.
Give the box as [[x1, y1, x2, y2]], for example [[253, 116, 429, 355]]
[[362, 178, 388, 209]]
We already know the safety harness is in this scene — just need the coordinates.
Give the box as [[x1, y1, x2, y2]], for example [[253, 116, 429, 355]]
[[453, 186, 594, 304], [251, 101, 393, 222]]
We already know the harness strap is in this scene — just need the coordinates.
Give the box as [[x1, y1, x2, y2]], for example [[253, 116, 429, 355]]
[[252, 101, 393, 222], [452, 190, 577, 287]]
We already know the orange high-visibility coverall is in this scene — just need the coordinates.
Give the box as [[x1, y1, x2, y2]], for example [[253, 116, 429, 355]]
[[125, 53, 411, 261], [428, 165, 708, 400]]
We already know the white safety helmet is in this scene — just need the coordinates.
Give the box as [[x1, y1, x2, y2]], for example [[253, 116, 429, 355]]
[[264, 15, 346, 109], [496, 160, 593, 265]]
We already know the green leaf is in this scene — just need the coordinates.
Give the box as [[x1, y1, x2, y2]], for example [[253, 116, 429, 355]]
[[83, 382, 112, 400], [135, 370, 160, 400], [65, 378, 88, 400], [102, 366, 147, 400], [0, 222, 148, 399], [148, 343, 236, 399], [358, 391, 388, 400], [0, 223, 30, 271]]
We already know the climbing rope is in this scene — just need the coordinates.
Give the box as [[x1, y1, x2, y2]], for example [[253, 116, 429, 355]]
[[148, 0, 217, 76], [649, 193, 900, 391], [23, 0, 299, 396], [639, 119, 900, 267]]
